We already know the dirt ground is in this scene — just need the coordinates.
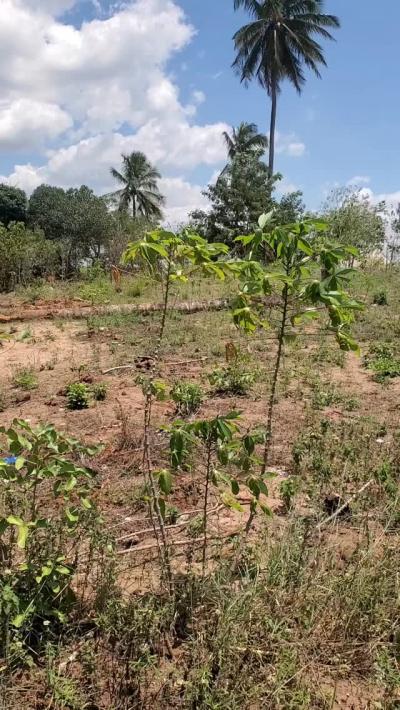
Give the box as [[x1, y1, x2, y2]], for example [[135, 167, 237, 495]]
[[1, 301, 399, 708]]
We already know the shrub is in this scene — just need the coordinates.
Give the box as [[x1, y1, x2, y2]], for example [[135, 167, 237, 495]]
[[67, 383, 90, 410], [92, 382, 107, 401], [208, 365, 255, 396], [12, 368, 38, 391], [373, 290, 388, 306], [0, 223, 57, 292], [171, 381, 203, 416], [364, 343, 400, 382], [0, 420, 99, 661]]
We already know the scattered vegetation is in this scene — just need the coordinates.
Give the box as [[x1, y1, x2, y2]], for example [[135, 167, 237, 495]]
[[171, 380, 203, 416], [12, 367, 39, 391], [208, 364, 255, 396], [364, 343, 400, 382]]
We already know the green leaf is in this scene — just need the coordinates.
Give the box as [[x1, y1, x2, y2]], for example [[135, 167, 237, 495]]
[[258, 210, 274, 230], [16, 524, 29, 549], [221, 492, 243, 512], [231, 479, 240, 495], [15, 457, 25, 471], [6, 515, 24, 526], [12, 613, 28, 629], [158, 469, 173, 496]]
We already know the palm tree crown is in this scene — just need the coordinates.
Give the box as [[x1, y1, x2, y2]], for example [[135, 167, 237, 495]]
[[110, 152, 165, 221], [233, 0, 340, 174], [223, 121, 268, 162]]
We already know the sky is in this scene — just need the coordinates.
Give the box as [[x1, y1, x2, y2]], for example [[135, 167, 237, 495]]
[[0, 0, 399, 223]]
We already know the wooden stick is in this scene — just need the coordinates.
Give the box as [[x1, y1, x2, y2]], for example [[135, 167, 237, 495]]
[[316, 480, 373, 531], [116, 530, 239, 555]]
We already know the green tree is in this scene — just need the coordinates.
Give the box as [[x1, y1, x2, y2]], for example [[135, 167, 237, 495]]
[[275, 189, 305, 224], [28, 185, 113, 275], [0, 223, 58, 292], [233, 0, 339, 175], [109, 152, 165, 220], [221, 121, 268, 175], [190, 150, 276, 248], [324, 187, 385, 259], [0, 184, 27, 226]]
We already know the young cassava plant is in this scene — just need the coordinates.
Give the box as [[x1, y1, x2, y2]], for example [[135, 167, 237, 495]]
[[122, 229, 234, 589], [0, 419, 100, 661], [165, 412, 270, 574], [233, 213, 363, 473]]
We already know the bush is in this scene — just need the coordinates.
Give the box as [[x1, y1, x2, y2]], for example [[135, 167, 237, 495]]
[[67, 383, 90, 410], [12, 368, 38, 391], [0, 420, 99, 662], [0, 223, 58, 292], [208, 365, 255, 396], [373, 290, 388, 306], [92, 383, 107, 401], [364, 343, 400, 382], [171, 381, 203, 416]]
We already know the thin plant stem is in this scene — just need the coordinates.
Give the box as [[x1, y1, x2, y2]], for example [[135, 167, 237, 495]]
[[262, 283, 289, 475], [202, 439, 213, 576], [141, 254, 173, 592]]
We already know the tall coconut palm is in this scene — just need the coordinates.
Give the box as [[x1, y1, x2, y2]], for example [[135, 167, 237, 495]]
[[233, 0, 340, 175], [110, 152, 165, 221]]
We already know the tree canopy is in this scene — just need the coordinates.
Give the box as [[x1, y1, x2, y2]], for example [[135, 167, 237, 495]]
[[233, 0, 340, 174], [324, 187, 385, 258], [0, 184, 27, 226], [109, 152, 165, 221]]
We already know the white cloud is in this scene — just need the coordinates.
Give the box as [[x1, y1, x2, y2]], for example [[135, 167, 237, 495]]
[[276, 178, 299, 195], [0, 99, 72, 150], [347, 175, 370, 186], [24, 0, 77, 15], [0, 0, 229, 213], [276, 132, 306, 158], [359, 188, 400, 210], [160, 176, 208, 226]]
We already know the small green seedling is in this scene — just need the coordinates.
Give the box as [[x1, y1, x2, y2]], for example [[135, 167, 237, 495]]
[[171, 381, 203, 416], [208, 365, 255, 396], [12, 367, 38, 391], [67, 383, 90, 410], [92, 383, 108, 401]]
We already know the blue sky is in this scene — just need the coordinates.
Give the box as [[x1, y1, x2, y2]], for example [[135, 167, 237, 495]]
[[172, 0, 400, 207], [1, 0, 399, 219]]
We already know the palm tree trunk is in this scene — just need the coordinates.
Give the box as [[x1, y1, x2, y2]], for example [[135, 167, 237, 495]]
[[132, 196, 136, 219], [268, 79, 277, 177]]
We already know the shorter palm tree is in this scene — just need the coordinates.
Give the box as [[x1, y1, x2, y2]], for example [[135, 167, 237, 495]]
[[221, 121, 268, 177], [110, 152, 165, 221]]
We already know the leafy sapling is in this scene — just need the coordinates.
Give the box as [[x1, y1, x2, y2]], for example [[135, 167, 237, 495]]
[[166, 412, 270, 574], [233, 213, 363, 472]]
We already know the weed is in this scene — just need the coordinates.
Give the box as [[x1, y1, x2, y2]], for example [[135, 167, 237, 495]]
[[364, 343, 400, 382], [171, 381, 203, 416], [208, 364, 255, 396], [92, 382, 107, 401], [16, 328, 33, 342], [12, 367, 38, 391], [66, 382, 90, 410], [373, 290, 388, 306], [126, 283, 142, 298], [0, 388, 8, 412], [280, 476, 300, 511], [311, 379, 359, 411]]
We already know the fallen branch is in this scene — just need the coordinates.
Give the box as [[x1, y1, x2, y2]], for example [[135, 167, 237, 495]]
[[317, 480, 373, 531], [116, 530, 240, 555], [116, 504, 224, 542], [1, 297, 230, 323], [103, 356, 208, 375]]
